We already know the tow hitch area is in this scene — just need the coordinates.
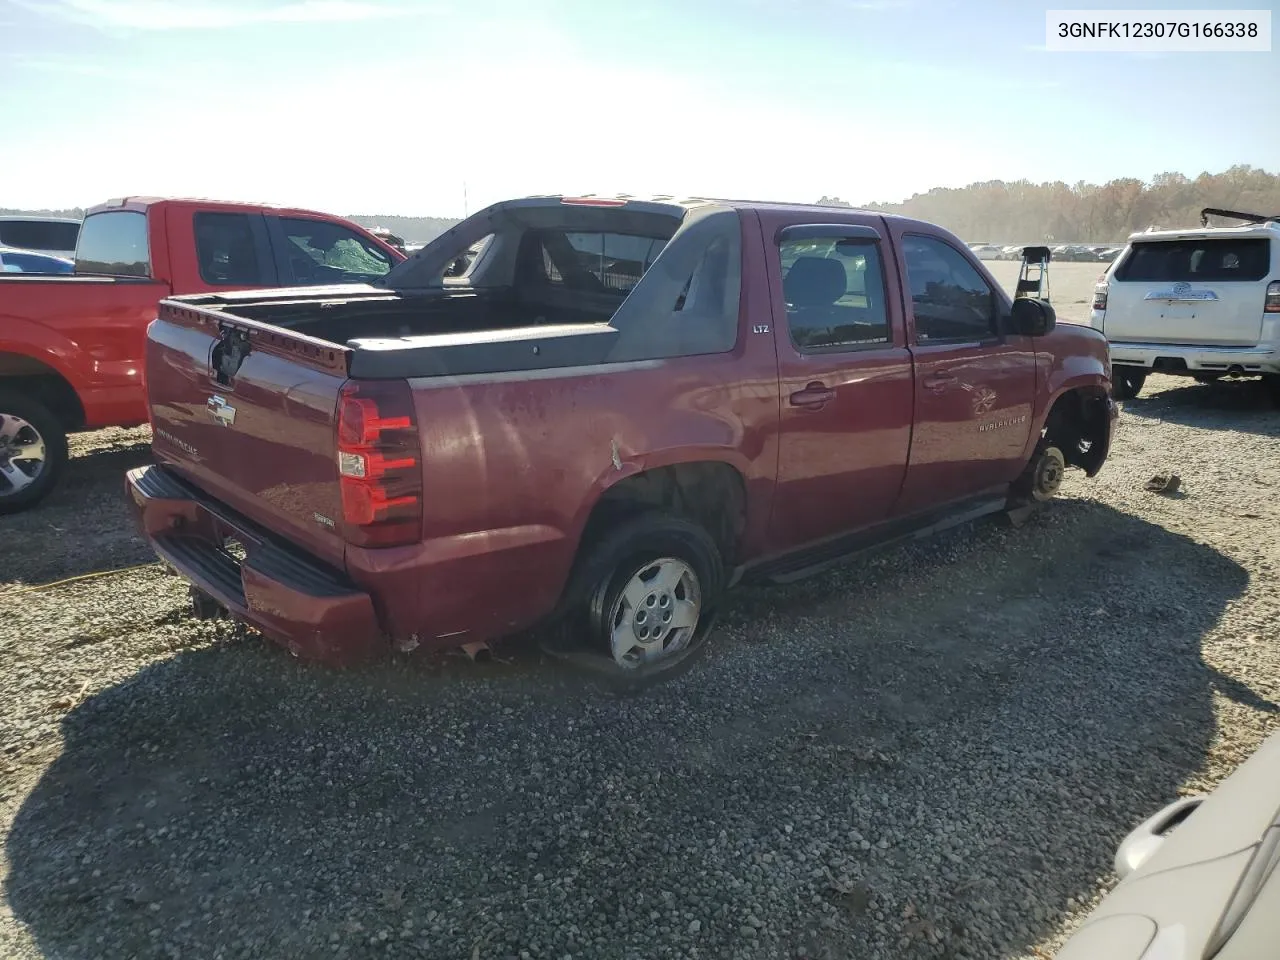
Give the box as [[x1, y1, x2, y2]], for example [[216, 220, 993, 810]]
[[189, 585, 229, 620]]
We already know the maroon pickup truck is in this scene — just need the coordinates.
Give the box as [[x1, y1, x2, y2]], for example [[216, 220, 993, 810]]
[[126, 195, 1116, 681]]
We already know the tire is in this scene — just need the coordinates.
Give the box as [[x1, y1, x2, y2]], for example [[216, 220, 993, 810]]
[[1111, 366, 1147, 401], [0, 391, 68, 516], [552, 511, 725, 689]]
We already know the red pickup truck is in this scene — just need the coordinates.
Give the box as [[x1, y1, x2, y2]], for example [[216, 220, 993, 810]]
[[0, 197, 404, 513], [126, 195, 1117, 682]]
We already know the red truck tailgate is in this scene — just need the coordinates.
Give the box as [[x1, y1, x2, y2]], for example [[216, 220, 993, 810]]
[[145, 301, 351, 568]]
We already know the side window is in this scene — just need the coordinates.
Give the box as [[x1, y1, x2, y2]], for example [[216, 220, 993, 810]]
[[277, 217, 394, 285], [778, 235, 890, 351], [194, 212, 267, 286], [74, 211, 151, 278], [901, 235, 998, 342]]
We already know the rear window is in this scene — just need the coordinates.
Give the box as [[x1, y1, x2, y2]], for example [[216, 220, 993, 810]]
[[535, 231, 668, 294], [74, 211, 151, 278], [1115, 238, 1272, 283], [0, 220, 80, 253]]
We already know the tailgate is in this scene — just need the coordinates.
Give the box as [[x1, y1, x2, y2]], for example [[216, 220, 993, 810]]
[[145, 300, 351, 567], [1105, 236, 1271, 346]]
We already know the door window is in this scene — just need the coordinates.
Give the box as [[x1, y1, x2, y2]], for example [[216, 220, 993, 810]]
[[778, 235, 890, 351], [277, 217, 395, 284], [901, 235, 998, 343]]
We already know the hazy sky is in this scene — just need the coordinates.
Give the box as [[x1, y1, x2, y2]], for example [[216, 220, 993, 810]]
[[2, 0, 1277, 216]]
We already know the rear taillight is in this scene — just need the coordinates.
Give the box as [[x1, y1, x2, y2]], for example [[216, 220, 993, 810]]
[[1266, 281, 1280, 313], [1092, 281, 1109, 312], [336, 380, 422, 548]]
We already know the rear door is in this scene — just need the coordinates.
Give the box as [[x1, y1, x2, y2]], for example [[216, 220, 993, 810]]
[[890, 231, 1036, 513], [764, 215, 915, 554], [1104, 236, 1273, 346]]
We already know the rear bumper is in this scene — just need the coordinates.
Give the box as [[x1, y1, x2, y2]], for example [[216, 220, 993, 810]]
[[1109, 341, 1279, 375], [126, 464, 385, 664]]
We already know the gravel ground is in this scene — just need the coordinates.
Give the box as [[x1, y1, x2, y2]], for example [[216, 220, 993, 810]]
[[3, 362, 1280, 956]]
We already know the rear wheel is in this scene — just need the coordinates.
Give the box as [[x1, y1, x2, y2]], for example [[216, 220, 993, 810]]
[[0, 391, 68, 516], [554, 512, 725, 688], [1111, 366, 1147, 401]]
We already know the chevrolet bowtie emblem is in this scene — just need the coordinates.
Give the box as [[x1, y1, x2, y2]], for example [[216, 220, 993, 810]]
[[207, 394, 237, 427]]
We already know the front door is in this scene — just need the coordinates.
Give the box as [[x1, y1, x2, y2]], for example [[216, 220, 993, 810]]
[[765, 217, 914, 555], [891, 231, 1037, 514]]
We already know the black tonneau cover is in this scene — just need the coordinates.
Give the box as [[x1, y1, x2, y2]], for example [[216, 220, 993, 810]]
[[347, 323, 620, 379]]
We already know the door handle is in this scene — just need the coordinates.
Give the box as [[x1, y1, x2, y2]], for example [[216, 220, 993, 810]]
[[789, 381, 835, 408], [923, 372, 956, 391]]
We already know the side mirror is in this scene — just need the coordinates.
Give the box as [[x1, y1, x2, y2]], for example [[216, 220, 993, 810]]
[[1009, 297, 1056, 337]]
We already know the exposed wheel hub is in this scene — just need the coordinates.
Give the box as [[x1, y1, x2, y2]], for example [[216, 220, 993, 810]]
[[1031, 445, 1066, 501], [609, 557, 702, 670], [0, 414, 47, 496]]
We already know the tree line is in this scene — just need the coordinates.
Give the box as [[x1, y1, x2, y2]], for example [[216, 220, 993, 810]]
[[8, 165, 1279, 247], [817, 164, 1280, 243]]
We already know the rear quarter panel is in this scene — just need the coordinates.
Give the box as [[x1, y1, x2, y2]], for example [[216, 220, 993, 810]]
[[359, 222, 783, 644]]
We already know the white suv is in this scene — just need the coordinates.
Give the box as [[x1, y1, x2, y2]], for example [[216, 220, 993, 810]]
[[1087, 210, 1280, 405]]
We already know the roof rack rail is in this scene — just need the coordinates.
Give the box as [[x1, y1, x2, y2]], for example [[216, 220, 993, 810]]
[[1199, 207, 1280, 228]]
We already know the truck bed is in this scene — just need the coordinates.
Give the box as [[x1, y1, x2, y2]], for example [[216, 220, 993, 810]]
[[161, 285, 626, 379]]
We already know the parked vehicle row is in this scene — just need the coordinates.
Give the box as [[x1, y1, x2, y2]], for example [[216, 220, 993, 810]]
[[967, 242, 1124, 263], [0, 196, 406, 513], [125, 194, 1116, 682]]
